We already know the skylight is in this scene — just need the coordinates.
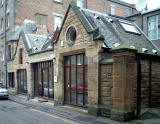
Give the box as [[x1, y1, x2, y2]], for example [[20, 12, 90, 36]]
[[120, 22, 140, 34]]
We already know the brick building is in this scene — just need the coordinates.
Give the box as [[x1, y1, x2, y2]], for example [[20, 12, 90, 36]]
[[0, 0, 137, 84], [7, 2, 160, 121], [127, 8, 160, 52]]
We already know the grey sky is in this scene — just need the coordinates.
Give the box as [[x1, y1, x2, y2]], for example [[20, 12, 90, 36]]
[[122, 0, 160, 10]]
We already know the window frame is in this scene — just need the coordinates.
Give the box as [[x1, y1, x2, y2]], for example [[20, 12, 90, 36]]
[[126, 7, 131, 16], [110, 4, 115, 15], [54, 15, 62, 30], [8, 44, 12, 60], [120, 22, 141, 35], [53, 0, 63, 4], [19, 48, 23, 64], [148, 15, 160, 40], [6, 12, 9, 28], [8, 72, 15, 88], [77, 0, 83, 8], [1, 18, 3, 31], [64, 53, 88, 107]]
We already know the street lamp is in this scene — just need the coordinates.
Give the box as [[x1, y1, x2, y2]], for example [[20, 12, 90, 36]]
[[4, 0, 8, 88]]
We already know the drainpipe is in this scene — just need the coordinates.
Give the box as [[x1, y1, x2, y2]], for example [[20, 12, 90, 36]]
[[149, 59, 152, 108], [4, 0, 8, 88], [136, 57, 141, 118], [98, 59, 101, 115]]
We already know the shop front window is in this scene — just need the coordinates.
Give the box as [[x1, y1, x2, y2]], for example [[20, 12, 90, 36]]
[[34, 61, 53, 98], [18, 69, 27, 94], [64, 53, 88, 106]]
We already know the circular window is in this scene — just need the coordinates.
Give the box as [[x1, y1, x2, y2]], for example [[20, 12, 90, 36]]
[[66, 26, 77, 46]]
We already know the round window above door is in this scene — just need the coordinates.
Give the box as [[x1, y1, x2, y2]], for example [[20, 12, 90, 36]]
[[66, 26, 77, 47]]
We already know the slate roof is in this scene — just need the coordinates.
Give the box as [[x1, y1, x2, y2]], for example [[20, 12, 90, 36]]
[[9, 20, 37, 42], [56, 2, 160, 55], [24, 34, 49, 54]]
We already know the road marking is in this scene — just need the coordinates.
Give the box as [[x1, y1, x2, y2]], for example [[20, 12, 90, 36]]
[[11, 101, 26, 107], [30, 108, 60, 119], [30, 108, 79, 124], [61, 118, 79, 124]]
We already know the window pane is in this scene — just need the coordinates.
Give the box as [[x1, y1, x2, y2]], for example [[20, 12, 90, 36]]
[[77, 94, 83, 105], [65, 67, 70, 91], [71, 55, 76, 65], [77, 0, 83, 8], [84, 54, 88, 64], [77, 66, 83, 93], [65, 92, 70, 102], [38, 67, 42, 96], [71, 66, 76, 91], [71, 93, 76, 104], [110, 6, 115, 15], [77, 54, 83, 65], [49, 65, 54, 98], [64, 56, 70, 66], [120, 22, 140, 34], [54, 16, 62, 30], [84, 67, 88, 93], [84, 94, 88, 106]]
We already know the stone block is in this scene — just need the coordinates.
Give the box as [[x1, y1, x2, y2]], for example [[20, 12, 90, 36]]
[[111, 109, 135, 122], [88, 105, 100, 116], [100, 107, 111, 118]]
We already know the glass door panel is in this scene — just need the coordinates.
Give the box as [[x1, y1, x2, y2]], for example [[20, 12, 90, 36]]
[[42, 69, 48, 97], [49, 66, 53, 98], [64, 54, 88, 106]]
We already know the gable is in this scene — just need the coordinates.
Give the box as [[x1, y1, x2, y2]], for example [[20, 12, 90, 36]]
[[55, 8, 91, 51], [12, 34, 30, 64]]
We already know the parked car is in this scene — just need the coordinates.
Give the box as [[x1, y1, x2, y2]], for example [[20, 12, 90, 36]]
[[0, 83, 8, 99]]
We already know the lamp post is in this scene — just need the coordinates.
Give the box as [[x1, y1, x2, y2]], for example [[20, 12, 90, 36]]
[[4, 0, 8, 88]]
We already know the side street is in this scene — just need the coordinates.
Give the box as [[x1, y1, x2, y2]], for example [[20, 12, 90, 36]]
[[0, 0, 160, 123]]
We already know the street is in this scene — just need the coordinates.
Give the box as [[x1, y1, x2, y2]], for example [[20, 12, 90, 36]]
[[0, 100, 78, 124]]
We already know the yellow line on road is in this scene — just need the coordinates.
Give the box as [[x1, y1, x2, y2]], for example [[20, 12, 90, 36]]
[[11, 101, 26, 107], [30, 108, 60, 119], [30, 108, 79, 124]]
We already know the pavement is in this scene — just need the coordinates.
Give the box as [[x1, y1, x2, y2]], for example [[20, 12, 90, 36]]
[[9, 94, 160, 124]]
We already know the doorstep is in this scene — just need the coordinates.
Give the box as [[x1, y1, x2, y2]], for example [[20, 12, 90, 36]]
[[30, 97, 56, 107]]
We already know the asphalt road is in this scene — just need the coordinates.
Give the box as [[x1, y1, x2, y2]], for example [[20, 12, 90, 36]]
[[0, 100, 78, 124]]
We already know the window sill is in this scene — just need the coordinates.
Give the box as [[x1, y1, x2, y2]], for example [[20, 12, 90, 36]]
[[53, 0, 63, 5]]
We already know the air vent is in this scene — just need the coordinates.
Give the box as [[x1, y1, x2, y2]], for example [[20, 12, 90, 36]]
[[34, 38, 38, 41], [142, 48, 148, 53], [108, 19, 113, 23], [130, 46, 135, 49], [152, 49, 158, 54], [94, 15, 100, 19], [114, 43, 120, 48], [33, 47, 38, 51]]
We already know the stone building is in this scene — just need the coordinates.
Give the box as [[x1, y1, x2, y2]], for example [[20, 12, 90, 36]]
[[8, 2, 160, 121], [7, 19, 57, 98], [127, 8, 160, 51], [52, 2, 160, 121], [0, 0, 137, 84]]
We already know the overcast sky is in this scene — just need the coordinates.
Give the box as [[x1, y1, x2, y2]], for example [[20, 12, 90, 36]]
[[122, 0, 160, 10]]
